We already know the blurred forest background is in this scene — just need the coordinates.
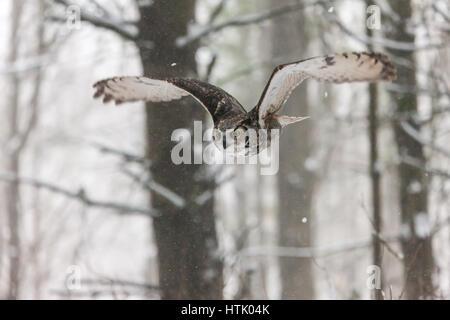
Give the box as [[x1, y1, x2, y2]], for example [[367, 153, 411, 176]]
[[0, 0, 449, 300]]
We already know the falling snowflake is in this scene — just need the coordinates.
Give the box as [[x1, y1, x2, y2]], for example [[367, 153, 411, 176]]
[[203, 268, 216, 281], [414, 213, 431, 239], [287, 173, 301, 185], [328, 7, 334, 13], [301, 217, 308, 224], [304, 157, 320, 172], [171, 62, 177, 67], [401, 223, 411, 239], [374, 161, 383, 173], [407, 180, 422, 194]]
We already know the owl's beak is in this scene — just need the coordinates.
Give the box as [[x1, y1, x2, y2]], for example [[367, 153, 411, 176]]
[[273, 115, 310, 128]]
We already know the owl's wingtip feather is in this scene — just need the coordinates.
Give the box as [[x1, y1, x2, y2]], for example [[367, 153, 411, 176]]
[[377, 53, 397, 82], [92, 78, 119, 104], [361, 51, 397, 82]]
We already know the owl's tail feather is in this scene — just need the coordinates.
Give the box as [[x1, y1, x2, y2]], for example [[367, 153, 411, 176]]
[[273, 115, 310, 128]]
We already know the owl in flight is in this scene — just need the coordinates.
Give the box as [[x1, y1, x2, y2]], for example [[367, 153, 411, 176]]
[[93, 51, 396, 155]]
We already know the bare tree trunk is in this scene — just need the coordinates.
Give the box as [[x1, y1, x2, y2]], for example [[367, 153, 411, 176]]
[[271, 3, 316, 299], [137, 0, 223, 299], [386, 0, 435, 299], [29, 1, 46, 299], [4, 0, 24, 300], [368, 81, 384, 300], [366, 8, 383, 300], [368, 80, 384, 300]]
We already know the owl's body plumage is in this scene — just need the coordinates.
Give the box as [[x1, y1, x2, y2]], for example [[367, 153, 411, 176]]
[[93, 51, 396, 154]]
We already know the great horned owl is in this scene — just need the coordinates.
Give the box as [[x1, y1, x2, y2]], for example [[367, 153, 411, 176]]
[[93, 51, 396, 155]]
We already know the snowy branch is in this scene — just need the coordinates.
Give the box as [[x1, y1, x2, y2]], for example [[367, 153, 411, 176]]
[[432, 3, 450, 22], [240, 216, 450, 259], [176, 0, 331, 47], [90, 141, 234, 209], [195, 172, 235, 206], [238, 239, 382, 259], [0, 173, 159, 217], [124, 168, 235, 208], [238, 225, 444, 260], [121, 168, 186, 208], [400, 121, 450, 159]]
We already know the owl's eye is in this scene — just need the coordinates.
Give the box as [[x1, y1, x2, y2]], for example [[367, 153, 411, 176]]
[[233, 127, 246, 138]]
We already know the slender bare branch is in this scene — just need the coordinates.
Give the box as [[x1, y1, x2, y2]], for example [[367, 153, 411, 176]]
[[401, 155, 450, 180], [371, 230, 404, 261], [88, 142, 186, 208], [208, 0, 228, 24], [51, 0, 139, 42], [325, 7, 448, 51], [387, 83, 450, 99], [82, 278, 159, 291], [0, 173, 159, 217], [88, 141, 149, 165], [238, 234, 400, 259]]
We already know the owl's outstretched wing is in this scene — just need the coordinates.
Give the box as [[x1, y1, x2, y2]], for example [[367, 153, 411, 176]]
[[93, 77, 247, 123], [255, 51, 397, 127]]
